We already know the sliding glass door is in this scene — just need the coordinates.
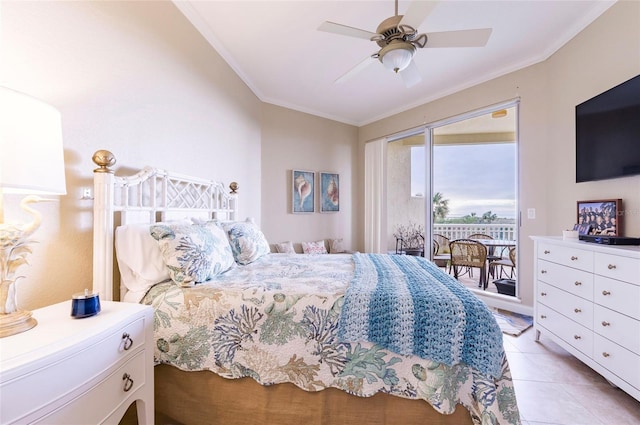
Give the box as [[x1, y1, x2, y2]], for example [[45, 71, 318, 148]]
[[386, 102, 519, 297]]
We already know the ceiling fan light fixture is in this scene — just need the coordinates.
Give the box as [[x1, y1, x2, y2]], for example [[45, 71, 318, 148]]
[[379, 42, 415, 73]]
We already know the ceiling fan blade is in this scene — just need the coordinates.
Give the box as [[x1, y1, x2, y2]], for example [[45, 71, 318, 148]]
[[400, 60, 421, 88], [425, 28, 493, 48], [399, 0, 439, 30], [335, 55, 377, 84], [318, 21, 378, 40]]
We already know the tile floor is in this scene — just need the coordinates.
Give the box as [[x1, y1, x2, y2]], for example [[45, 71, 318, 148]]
[[505, 329, 640, 424]]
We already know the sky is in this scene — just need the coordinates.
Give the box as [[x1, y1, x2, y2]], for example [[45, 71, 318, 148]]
[[411, 143, 517, 219]]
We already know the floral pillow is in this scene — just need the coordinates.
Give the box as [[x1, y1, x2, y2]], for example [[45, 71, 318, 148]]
[[302, 240, 328, 254], [150, 222, 234, 287], [222, 220, 270, 265]]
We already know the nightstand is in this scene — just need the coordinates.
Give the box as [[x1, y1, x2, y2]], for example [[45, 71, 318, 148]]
[[0, 300, 154, 424]]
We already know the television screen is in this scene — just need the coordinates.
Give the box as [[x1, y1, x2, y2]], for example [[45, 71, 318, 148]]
[[576, 74, 640, 183]]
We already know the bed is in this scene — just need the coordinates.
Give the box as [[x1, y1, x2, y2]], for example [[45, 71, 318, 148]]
[[92, 150, 521, 425]]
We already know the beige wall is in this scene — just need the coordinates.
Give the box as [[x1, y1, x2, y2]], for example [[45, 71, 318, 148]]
[[3, 1, 638, 314], [386, 141, 425, 252], [260, 104, 358, 252], [358, 1, 640, 310], [2, 1, 262, 309]]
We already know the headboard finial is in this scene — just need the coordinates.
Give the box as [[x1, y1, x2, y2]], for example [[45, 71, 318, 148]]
[[229, 181, 238, 194], [92, 150, 116, 173]]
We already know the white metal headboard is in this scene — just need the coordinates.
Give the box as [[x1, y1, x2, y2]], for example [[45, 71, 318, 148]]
[[91, 150, 238, 301]]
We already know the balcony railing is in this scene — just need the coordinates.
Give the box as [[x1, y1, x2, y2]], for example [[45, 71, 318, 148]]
[[433, 223, 517, 241]]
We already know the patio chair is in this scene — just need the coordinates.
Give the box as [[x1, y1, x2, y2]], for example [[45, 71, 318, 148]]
[[395, 235, 425, 257], [449, 239, 488, 289], [489, 246, 516, 279], [432, 233, 451, 271], [468, 233, 502, 275]]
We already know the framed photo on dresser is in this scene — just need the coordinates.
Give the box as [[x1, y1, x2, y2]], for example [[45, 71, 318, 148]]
[[576, 199, 622, 236]]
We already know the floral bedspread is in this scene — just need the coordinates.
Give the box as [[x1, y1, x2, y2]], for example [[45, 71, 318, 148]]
[[141, 253, 520, 425]]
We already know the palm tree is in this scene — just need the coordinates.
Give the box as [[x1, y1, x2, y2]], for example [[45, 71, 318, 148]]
[[432, 192, 450, 222], [482, 211, 498, 223]]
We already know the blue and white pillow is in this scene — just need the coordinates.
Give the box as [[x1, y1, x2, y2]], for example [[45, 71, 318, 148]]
[[150, 222, 234, 287], [222, 220, 270, 265]]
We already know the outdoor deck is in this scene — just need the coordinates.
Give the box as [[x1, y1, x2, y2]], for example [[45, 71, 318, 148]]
[[440, 265, 502, 295]]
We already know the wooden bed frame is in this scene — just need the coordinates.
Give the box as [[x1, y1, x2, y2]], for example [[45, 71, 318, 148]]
[[92, 151, 474, 425]]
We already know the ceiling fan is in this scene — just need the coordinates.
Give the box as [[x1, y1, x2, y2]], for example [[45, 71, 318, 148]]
[[318, 0, 492, 87]]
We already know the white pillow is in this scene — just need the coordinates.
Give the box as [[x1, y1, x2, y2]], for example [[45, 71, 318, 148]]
[[275, 241, 295, 254], [328, 238, 346, 254], [115, 222, 179, 297], [302, 240, 328, 254], [222, 220, 270, 265], [150, 222, 235, 287]]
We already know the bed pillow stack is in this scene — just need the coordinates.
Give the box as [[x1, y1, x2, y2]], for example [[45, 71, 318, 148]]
[[150, 222, 235, 287]]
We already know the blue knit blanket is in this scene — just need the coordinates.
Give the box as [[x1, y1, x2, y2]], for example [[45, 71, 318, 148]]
[[338, 253, 504, 378]]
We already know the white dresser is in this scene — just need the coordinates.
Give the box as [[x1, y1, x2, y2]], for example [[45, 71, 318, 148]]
[[0, 300, 154, 424], [531, 236, 640, 401]]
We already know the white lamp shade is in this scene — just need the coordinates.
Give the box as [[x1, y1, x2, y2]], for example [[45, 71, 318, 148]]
[[381, 47, 413, 73], [0, 87, 66, 195]]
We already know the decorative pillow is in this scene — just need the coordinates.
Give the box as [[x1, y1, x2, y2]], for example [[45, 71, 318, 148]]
[[302, 240, 328, 254], [222, 220, 270, 265], [275, 241, 295, 254], [328, 238, 346, 254], [150, 222, 235, 287]]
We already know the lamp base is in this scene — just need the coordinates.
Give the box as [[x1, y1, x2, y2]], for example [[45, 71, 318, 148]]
[[0, 310, 37, 338]]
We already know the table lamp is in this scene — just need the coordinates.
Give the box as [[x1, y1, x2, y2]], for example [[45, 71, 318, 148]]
[[0, 86, 67, 337]]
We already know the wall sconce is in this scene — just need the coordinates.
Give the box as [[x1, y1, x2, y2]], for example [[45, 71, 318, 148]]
[[0, 86, 67, 337], [491, 109, 508, 119]]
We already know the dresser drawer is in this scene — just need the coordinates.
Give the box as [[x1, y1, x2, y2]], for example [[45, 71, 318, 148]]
[[33, 350, 147, 424], [537, 242, 593, 272], [593, 335, 640, 390], [594, 275, 640, 320], [537, 282, 593, 329], [594, 305, 640, 353], [595, 252, 640, 284], [536, 303, 593, 356], [1, 317, 145, 424], [537, 259, 594, 300]]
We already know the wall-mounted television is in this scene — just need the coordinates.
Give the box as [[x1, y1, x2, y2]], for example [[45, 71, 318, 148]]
[[576, 74, 640, 183]]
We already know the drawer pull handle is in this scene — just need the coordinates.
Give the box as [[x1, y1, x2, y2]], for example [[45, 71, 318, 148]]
[[607, 264, 616, 270], [574, 308, 581, 313], [573, 335, 581, 340], [122, 333, 133, 351], [540, 270, 547, 274], [544, 250, 550, 254], [602, 290, 611, 296], [601, 321, 610, 327], [540, 292, 547, 296], [574, 281, 582, 286], [122, 373, 134, 392], [540, 315, 547, 319], [602, 352, 610, 358], [570, 256, 578, 261]]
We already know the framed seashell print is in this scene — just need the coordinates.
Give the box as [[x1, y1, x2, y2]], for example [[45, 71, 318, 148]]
[[320, 172, 339, 213], [292, 169, 315, 213]]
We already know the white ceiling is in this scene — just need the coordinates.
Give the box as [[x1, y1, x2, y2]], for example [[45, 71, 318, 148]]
[[174, 0, 615, 126]]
